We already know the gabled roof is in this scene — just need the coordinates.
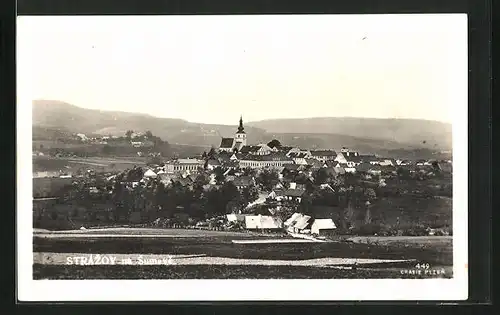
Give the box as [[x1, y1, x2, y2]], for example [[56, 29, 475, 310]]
[[207, 159, 221, 166], [178, 158, 202, 164], [359, 154, 378, 162], [346, 156, 363, 163], [437, 162, 453, 172], [355, 162, 372, 172], [293, 215, 312, 229], [245, 215, 283, 229], [175, 177, 193, 186], [312, 218, 337, 229], [283, 164, 300, 171], [284, 213, 302, 226], [324, 160, 337, 168], [239, 145, 261, 154], [369, 164, 382, 171], [240, 152, 292, 161], [283, 189, 306, 197], [305, 159, 322, 167], [320, 183, 335, 191], [220, 138, 235, 148], [143, 169, 157, 177], [217, 153, 232, 162], [310, 150, 337, 157]]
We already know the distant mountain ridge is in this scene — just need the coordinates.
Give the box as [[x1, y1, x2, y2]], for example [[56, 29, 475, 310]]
[[32, 100, 452, 156], [247, 117, 452, 150]]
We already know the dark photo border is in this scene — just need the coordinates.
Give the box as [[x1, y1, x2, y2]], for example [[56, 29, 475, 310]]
[[4, 0, 492, 310]]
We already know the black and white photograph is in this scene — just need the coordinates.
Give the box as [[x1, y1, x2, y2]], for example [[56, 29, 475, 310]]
[[17, 14, 468, 301]]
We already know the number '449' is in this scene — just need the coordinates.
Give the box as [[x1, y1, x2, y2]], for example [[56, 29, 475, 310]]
[[415, 263, 430, 269]]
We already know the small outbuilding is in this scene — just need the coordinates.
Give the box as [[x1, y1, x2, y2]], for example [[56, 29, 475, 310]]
[[311, 219, 337, 236]]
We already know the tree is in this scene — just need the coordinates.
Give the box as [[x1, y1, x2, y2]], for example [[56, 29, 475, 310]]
[[242, 167, 256, 177], [145, 130, 153, 139], [275, 205, 298, 223], [193, 174, 209, 199], [202, 151, 207, 159], [208, 147, 216, 158], [331, 176, 345, 188], [241, 186, 259, 206], [364, 188, 377, 202], [125, 130, 134, 140], [313, 168, 329, 185], [267, 139, 282, 149], [147, 155, 162, 166], [214, 167, 225, 185], [256, 169, 279, 191], [363, 188, 376, 226], [344, 200, 356, 230]]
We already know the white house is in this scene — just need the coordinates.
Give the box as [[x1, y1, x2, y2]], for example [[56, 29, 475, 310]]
[[284, 213, 302, 228], [310, 150, 337, 162], [311, 219, 337, 236], [379, 158, 396, 166], [244, 215, 283, 230], [334, 147, 359, 164], [284, 213, 312, 234], [226, 214, 246, 223], [143, 169, 157, 178], [396, 159, 411, 166]]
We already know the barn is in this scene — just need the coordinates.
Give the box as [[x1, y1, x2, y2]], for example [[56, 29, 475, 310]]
[[311, 219, 337, 236]]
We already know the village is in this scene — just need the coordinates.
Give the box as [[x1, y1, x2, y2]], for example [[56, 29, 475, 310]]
[[33, 117, 453, 239]]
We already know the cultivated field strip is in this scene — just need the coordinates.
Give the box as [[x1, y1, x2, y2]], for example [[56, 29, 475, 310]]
[[34, 252, 415, 267]]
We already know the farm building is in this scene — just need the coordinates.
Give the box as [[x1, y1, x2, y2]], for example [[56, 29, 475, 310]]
[[284, 213, 312, 234], [311, 219, 337, 236], [244, 215, 283, 230], [226, 214, 246, 223], [284, 213, 302, 228]]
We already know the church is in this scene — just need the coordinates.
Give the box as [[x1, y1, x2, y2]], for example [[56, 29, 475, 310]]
[[218, 116, 247, 153]]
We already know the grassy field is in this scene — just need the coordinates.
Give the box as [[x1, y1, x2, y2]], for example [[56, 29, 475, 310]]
[[33, 156, 147, 173], [33, 236, 451, 264], [32, 227, 452, 279]]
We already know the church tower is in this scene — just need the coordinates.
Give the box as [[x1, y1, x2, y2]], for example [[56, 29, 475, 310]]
[[233, 115, 247, 150]]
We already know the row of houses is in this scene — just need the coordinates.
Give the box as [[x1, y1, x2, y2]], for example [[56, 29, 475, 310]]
[[226, 213, 337, 236]]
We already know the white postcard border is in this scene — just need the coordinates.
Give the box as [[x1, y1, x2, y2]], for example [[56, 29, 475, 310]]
[[17, 14, 468, 301]]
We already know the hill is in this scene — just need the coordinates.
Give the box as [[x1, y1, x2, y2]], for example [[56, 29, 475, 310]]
[[247, 117, 452, 150], [32, 100, 269, 148], [32, 100, 450, 158]]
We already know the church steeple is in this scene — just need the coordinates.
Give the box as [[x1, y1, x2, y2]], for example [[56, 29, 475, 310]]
[[237, 115, 245, 134]]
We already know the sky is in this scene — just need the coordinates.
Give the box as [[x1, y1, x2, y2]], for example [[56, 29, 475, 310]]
[[18, 14, 467, 125]]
